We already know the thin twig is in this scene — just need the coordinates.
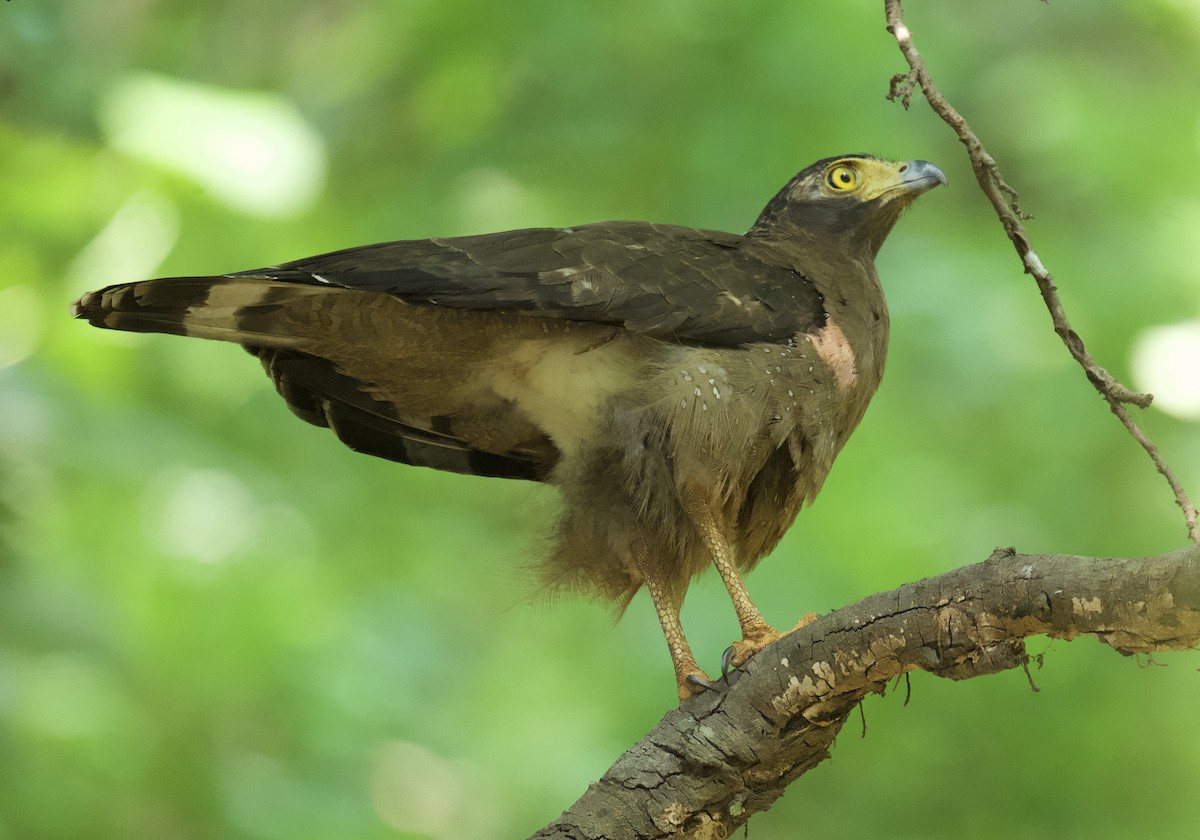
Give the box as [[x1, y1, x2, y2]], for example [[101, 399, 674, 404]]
[[883, 0, 1198, 542]]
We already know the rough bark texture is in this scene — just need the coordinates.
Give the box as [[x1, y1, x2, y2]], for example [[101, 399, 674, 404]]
[[532, 546, 1200, 839]]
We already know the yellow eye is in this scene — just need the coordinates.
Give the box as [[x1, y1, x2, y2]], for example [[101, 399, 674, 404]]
[[826, 164, 859, 191]]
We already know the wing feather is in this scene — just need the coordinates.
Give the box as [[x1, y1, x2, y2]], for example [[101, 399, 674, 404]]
[[235, 222, 826, 346]]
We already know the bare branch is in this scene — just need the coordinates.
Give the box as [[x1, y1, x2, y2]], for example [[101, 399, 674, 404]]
[[532, 546, 1200, 838], [883, 0, 1198, 542]]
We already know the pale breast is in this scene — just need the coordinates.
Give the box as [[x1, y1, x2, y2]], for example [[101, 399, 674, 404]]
[[483, 325, 646, 459]]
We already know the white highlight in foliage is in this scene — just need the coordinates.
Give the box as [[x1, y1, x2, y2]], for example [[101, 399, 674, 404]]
[[67, 190, 179, 296], [371, 741, 499, 838], [454, 167, 542, 233], [100, 73, 326, 218], [1131, 320, 1200, 419], [147, 468, 261, 564]]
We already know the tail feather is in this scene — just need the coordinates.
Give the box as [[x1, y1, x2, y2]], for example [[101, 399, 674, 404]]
[[71, 276, 329, 348], [72, 274, 559, 482]]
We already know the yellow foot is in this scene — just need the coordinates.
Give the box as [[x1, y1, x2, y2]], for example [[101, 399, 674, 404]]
[[677, 669, 716, 702], [726, 622, 785, 669], [726, 613, 821, 670]]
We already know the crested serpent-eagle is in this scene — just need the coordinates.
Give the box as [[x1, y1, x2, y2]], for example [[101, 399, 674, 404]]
[[73, 154, 945, 701]]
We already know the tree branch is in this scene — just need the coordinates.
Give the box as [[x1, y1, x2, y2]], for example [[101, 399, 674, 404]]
[[532, 10, 1200, 837], [531, 546, 1200, 838], [883, 0, 1198, 543]]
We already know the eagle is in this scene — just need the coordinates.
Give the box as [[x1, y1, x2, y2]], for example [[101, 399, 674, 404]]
[[73, 154, 945, 701]]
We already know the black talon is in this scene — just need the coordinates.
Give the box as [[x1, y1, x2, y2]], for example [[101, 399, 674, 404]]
[[721, 646, 739, 683], [686, 673, 717, 692]]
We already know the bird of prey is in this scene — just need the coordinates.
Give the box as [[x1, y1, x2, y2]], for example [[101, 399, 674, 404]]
[[74, 154, 945, 701]]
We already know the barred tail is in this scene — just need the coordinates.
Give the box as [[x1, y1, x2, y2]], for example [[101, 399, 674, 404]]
[[71, 274, 555, 481], [70, 275, 339, 349]]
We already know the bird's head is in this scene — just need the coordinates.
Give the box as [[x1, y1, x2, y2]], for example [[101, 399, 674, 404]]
[[750, 154, 946, 256]]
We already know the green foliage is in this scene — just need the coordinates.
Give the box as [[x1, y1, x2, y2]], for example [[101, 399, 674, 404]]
[[2, 1, 1198, 837]]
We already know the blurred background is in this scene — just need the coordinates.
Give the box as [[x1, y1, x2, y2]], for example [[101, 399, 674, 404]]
[[2, 1, 1199, 837]]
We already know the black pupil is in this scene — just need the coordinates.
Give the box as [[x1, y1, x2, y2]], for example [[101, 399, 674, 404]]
[[829, 169, 854, 188]]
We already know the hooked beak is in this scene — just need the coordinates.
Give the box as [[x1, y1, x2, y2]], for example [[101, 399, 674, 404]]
[[898, 159, 948, 195]]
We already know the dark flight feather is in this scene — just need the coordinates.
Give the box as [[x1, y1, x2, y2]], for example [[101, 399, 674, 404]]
[[236, 222, 828, 346], [250, 347, 547, 480]]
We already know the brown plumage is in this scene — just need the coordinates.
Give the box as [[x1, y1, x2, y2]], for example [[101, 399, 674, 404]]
[[73, 154, 945, 700]]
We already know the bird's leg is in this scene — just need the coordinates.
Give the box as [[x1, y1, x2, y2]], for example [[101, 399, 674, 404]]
[[635, 544, 713, 701], [680, 484, 782, 668]]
